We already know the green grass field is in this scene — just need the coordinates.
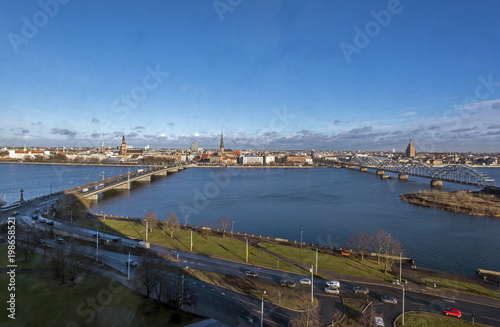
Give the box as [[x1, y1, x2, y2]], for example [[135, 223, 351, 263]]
[[0, 245, 201, 327], [420, 276, 500, 299], [395, 312, 490, 327], [258, 243, 393, 281]]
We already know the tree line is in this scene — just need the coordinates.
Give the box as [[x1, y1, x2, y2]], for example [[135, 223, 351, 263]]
[[346, 230, 403, 273]]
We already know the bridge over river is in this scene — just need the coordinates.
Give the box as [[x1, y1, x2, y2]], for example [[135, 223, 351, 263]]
[[64, 165, 191, 202], [345, 155, 495, 187]]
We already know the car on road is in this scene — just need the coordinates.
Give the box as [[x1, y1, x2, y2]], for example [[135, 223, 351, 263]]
[[245, 270, 258, 277], [46, 220, 54, 225], [112, 237, 122, 243], [299, 278, 311, 285], [381, 296, 397, 304], [56, 238, 65, 244], [353, 286, 369, 294], [279, 280, 296, 288], [39, 218, 47, 223], [125, 259, 138, 267], [31, 215, 38, 220], [325, 287, 340, 294], [443, 308, 461, 318], [92, 232, 103, 238], [326, 280, 340, 288]]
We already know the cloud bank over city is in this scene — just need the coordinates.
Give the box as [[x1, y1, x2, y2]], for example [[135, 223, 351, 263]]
[[1, 1, 499, 152]]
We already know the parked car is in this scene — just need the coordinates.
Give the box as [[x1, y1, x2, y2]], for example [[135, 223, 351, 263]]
[[325, 287, 340, 294], [245, 270, 258, 277], [279, 280, 296, 288], [326, 280, 340, 288], [353, 286, 369, 294], [381, 296, 397, 304], [125, 259, 138, 267], [299, 278, 311, 285], [443, 308, 461, 318]]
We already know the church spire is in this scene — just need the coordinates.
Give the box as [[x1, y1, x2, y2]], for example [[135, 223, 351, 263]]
[[220, 130, 224, 155]]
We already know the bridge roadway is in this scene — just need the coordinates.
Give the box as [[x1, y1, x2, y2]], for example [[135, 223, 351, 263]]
[[64, 165, 190, 201], [345, 156, 495, 187]]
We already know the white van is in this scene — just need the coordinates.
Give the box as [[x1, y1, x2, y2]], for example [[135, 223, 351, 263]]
[[135, 241, 150, 249]]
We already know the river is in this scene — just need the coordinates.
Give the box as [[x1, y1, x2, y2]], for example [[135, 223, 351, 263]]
[[1, 163, 499, 276]]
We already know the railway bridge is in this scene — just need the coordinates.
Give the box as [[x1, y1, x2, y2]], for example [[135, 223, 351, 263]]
[[346, 156, 495, 187]]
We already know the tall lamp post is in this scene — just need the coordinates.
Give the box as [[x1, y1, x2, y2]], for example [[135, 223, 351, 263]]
[[261, 290, 266, 327], [402, 284, 405, 325], [231, 220, 235, 238], [301, 231, 303, 249]]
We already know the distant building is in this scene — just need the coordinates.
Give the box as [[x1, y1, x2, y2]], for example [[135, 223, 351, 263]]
[[119, 135, 127, 156], [239, 156, 263, 165], [405, 140, 416, 158], [220, 131, 224, 155], [191, 141, 198, 152]]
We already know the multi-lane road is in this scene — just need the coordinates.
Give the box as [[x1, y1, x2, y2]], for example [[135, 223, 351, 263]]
[[2, 198, 500, 326]]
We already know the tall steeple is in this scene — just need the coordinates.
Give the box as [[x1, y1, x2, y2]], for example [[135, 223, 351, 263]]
[[101, 136, 105, 154], [120, 135, 127, 156], [220, 130, 224, 155]]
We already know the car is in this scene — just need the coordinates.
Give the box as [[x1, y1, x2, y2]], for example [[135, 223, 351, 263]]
[[112, 237, 122, 243], [56, 238, 65, 244], [353, 286, 369, 294], [325, 287, 340, 294], [279, 280, 296, 288], [125, 259, 138, 267], [32, 214, 38, 220], [46, 220, 54, 225], [92, 232, 103, 238], [245, 270, 258, 277], [38, 239, 46, 245], [326, 280, 340, 288], [299, 278, 311, 285], [381, 296, 397, 304], [39, 218, 47, 223], [443, 308, 461, 318]]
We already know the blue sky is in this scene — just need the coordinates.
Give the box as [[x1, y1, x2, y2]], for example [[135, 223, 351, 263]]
[[1, 0, 499, 152]]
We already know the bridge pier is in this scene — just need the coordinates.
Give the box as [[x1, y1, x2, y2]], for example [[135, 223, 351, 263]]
[[115, 182, 131, 190], [348, 166, 354, 169], [135, 175, 151, 182], [398, 174, 408, 180], [380, 174, 391, 180], [360, 167, 368, 172], [431, 179, 443, 187], [87, 194, 99, 202], [376, 170, 384, 175]]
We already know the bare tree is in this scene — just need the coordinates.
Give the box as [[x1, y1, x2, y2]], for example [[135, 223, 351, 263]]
[[373, 230, 389, 265], [56, 193, 90, 221], [143, 210, 159, 233], [382, 234, 403, 274], [47, 241, 96, 285], [137, 252, 162, 299], [17, 225, 41, 262], [217, 216, 232, 238], [290, 292, 321, 327], [346, 232, 373, 260], [164, 212, 180, 238]]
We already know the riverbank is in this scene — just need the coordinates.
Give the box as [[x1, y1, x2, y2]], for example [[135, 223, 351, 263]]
[[401, 190, 500, 217]]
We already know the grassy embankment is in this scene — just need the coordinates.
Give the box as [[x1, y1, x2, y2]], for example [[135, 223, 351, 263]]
[[0, 245, 200, 327], [78, 218, 396, 281], [395, 312, 490, 327], [420, 276, 499, 299], [401, 190, 500, 217]]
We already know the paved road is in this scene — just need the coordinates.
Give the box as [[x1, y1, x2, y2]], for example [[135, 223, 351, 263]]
[[3, 200, 500, 326]]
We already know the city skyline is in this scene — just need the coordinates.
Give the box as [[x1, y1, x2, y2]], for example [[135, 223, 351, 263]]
[[1, 1, 500, 152]]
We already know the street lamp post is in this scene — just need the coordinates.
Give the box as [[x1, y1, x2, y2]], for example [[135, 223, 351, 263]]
[[190, 229, 193, 252], [245, 237, 248, 263], [301, 231, 303, 249], [315, 249, 318, 275], [402, 284, 405, 325], [399, 252, 402, 283], [232, 220, 235, 238], [310, 265, 314, 303], [261, 290, 266, 327]]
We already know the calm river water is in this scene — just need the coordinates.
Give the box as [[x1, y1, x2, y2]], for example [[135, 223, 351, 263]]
[[1, 163, 499, 276]]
